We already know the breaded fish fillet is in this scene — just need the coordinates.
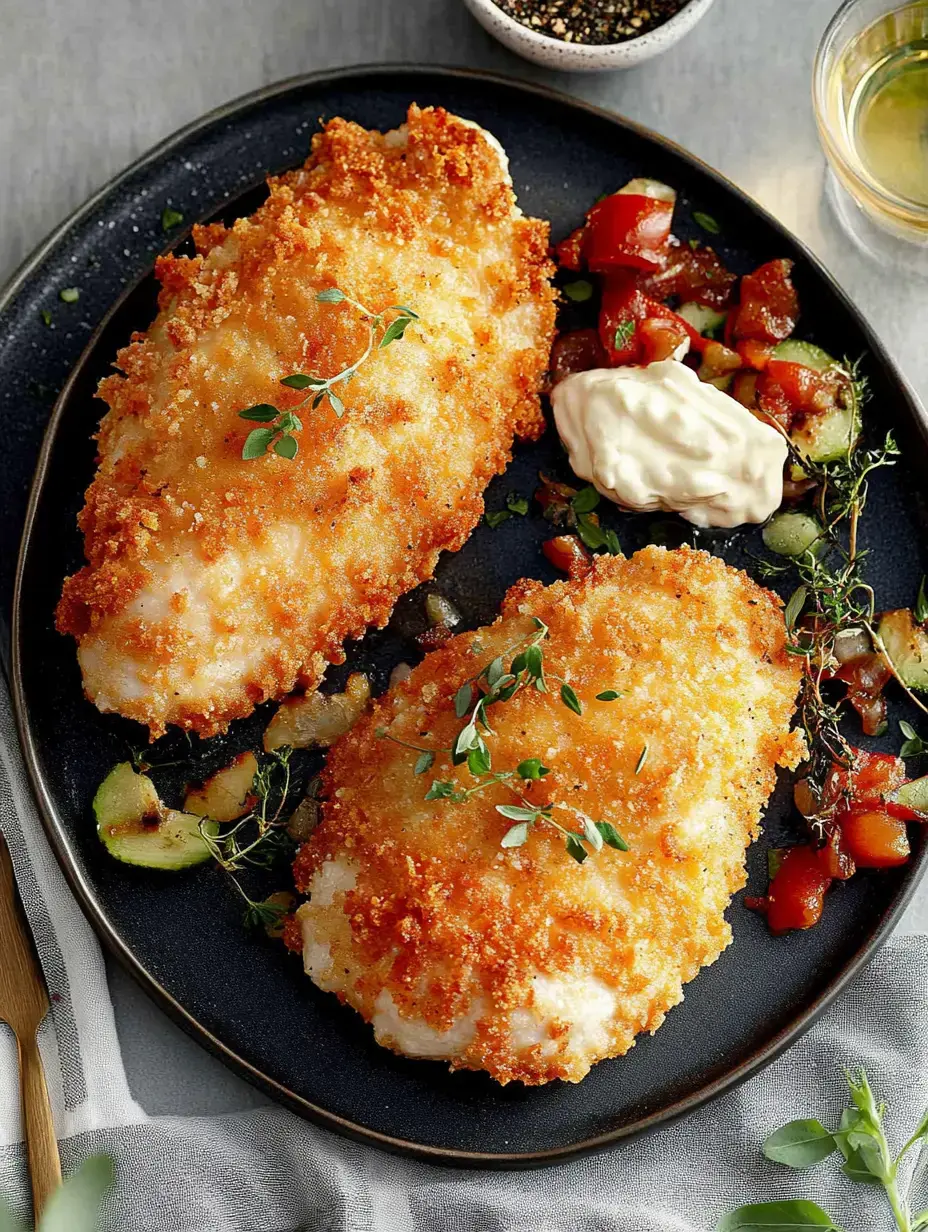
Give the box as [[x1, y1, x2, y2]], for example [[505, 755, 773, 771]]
[[56, 106, 556, 737], [292, 547, 804, 1085]]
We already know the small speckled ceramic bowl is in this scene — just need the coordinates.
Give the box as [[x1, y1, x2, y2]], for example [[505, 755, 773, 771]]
[[462, 0, 717, 70]]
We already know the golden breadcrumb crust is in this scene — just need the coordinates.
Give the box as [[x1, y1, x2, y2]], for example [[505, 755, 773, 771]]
[[57, 105, 556, 737], [294, 547, 805, 1085]]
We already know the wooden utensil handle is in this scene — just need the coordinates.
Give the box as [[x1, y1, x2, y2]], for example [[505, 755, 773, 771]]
[[18, 1032, 61, 1218]]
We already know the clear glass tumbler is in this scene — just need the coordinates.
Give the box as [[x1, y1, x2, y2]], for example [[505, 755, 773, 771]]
[[813, 0, 928, 270]]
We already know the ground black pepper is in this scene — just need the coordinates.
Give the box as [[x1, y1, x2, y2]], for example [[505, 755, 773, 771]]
[[492, 0, 691, 44]]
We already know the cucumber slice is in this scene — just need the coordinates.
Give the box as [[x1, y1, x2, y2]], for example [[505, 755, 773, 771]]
[[94, 762, 215, 870], [762, 511, 824, 558], [772, 340, 861, 464], [772, 340, 836, 372], [677, 302, 727, 336], [889, 776, 928, 819], [184, 751, 258, 823], [877, 609, 928, 693], [618, 177, 676, 203]]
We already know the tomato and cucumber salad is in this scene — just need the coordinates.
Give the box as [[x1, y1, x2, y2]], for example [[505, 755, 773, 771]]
[[548, 179, 926, 937]]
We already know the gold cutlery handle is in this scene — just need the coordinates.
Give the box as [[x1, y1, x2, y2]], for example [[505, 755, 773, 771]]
[[17, 1031, 61, 1219]]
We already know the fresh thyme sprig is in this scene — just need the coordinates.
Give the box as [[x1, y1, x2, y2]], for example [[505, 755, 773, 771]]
[[755, 404, 928, 808], [377, 619, 628, 863], [237, 287, 418, 459], [197, 747, 298, 928]]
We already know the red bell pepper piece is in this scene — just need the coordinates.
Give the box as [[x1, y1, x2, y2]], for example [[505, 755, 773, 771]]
[[731, 258, 799, 343], [556, 226, 587, 271], [542, 534, 593, 578], [586, 193, 673, 273]]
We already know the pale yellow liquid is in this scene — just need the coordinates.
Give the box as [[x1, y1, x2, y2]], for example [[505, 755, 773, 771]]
[[827, 3, 928, 220], [852, 40, 928, 205]]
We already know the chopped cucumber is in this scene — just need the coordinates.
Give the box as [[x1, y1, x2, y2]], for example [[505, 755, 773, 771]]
[[889, 776, 928, 819], [184, 751, 258, 823], [877, 609, 928, 693], [772, 340, 836, 372], [618, 177, 676, 203], [94, 762, 216, 870], [762, 511, 824, 559], [772, 340, 861, 465], [677, 302, 727, 337]]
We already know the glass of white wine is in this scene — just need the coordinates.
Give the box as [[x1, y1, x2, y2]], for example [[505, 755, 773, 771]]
[[814, 0, 928, 269]]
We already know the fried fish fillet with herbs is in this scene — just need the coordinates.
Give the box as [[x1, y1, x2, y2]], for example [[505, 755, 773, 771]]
[[56, 105, 556, 738], [290, 546, 805, 1086]]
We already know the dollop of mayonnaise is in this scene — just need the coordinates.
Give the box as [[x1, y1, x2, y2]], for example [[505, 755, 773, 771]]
[[551, 360, 787, 529]]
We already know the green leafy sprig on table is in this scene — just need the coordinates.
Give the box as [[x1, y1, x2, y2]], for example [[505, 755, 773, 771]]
[[196, 747, 300, 930], [237, 287, 418, 460], [719, 1068, 928, 1232], [0, 1154, 113, 1232], [377, 618, 628, 864]]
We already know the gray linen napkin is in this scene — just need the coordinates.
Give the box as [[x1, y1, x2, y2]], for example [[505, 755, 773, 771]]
[[1, 676, 926, 1232]]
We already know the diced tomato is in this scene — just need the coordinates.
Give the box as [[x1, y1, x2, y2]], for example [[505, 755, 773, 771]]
[[639, 317, 690, 364], [637, 241, 737, 309], [814, 749, 908, 820], [850, 750, 908, 802], [535, 473, 578, 510], [586, 193, 673, 272], [732, 258, 799, 343], [599, 273, 706, 366], [817, 829, 856, 880], [736, 338, 776, 370], [598, 275, 647, 364], [834, 653, 892, 737], [556, 226, 587, 271], [755, 371, 797, 430], [542, 534, 593, 578], [840, 809, 910, 869], [550, 329, 608, 385], [760, 845, 832, 934]]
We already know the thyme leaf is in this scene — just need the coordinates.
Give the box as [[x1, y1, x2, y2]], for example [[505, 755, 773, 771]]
[[235, 287, 419, 456]]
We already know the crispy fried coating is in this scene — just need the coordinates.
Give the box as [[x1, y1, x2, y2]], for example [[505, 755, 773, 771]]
[[293, 547, 805, 1085], [56, 106, 556, 737]]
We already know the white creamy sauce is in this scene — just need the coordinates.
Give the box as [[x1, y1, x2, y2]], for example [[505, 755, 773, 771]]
[[551, 360, 787, 529]]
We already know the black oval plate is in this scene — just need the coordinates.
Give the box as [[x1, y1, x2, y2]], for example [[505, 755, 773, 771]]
[[8, 67, 928, 1167]]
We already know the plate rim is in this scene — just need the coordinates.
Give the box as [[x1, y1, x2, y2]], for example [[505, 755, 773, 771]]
[[8, 62, 928, 1168]]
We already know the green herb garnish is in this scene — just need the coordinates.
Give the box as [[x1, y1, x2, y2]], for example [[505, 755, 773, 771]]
[[693, 210, 720, 234], [239, 407, 303, 460], [915, 575, 928, 624], [484, 510, 510, 530], [756, 394, 928, 799], [196, 748, 299, 927], [378, 619, 628, 864], [719, 1067, 928, 1232], [613, 319, 635, 350], [40, 308, 52, 327], [635, 744, 648, 774], [899, 720, 928, 759], [59, 287, 79, 303], [161, 206, 184, 231], [569, 486, 623, 557], [506, 491, 529, 516], [236, 287, 418, 460], [563, 279, 594, 303]]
